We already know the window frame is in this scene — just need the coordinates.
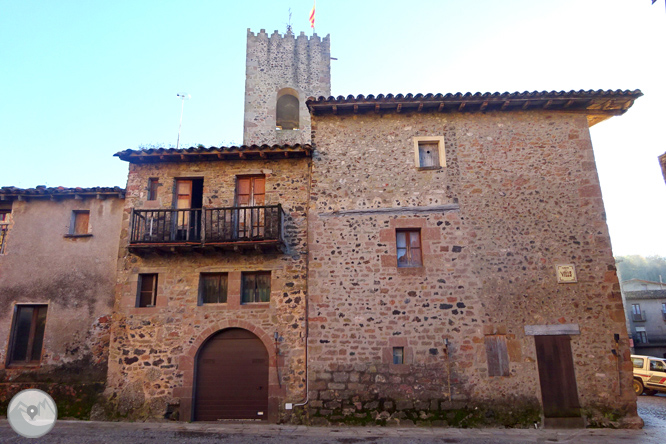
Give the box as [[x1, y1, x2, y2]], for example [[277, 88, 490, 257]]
[[241, 271, 271, 304], [396, 229, 423, 268], [413, 136, 446, 170], [0, 212, 8, 254], [147, 178, 159, 201], [6, 304, 48, 367], [69, 210, 91, 236], [392, 347, 404, 365], [198, 272, 229, 305], [136, 273, 159, 308]]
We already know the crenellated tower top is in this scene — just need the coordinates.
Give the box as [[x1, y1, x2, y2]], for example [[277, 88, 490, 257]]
[[243, 28, 331, 146]]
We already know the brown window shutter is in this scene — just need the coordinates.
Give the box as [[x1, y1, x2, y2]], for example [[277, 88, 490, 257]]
[[74, 212, 89, 235], [485, 335, 510, 376]]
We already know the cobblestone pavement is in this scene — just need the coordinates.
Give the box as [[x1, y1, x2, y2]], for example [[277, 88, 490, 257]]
[[0, 395, 664, 444]]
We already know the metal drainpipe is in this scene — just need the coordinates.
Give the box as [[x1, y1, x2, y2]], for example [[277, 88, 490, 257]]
[[292, 147, 313, 409]]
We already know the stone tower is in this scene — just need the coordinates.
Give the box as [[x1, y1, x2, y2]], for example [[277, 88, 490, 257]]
[[243, 29, 331, 146]]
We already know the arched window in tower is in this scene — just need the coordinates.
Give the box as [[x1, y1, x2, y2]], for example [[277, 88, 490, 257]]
[[276, 88, 299, 130]]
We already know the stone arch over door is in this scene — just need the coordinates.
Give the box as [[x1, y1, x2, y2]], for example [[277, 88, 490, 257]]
[[176, 321, 282, 422]]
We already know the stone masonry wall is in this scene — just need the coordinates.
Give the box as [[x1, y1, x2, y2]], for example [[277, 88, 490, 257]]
[[243, 29, 331, 146], [105, 157, 310, 422], [304, 110, 637, 427]]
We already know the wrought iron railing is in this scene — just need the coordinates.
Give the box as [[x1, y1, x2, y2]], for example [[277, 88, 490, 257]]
[[632, 313, 646, 322], [129, 205, 284, 246]]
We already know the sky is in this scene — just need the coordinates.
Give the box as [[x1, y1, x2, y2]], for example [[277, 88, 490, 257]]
[[1, 0, 665, 257]]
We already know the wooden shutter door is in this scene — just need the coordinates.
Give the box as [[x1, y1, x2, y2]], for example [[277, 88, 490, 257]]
[[195, 329, 269, 420], [534, 335, 581, 419]]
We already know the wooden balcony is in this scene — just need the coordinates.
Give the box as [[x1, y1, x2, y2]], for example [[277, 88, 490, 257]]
[[128, 205, 284, 254]]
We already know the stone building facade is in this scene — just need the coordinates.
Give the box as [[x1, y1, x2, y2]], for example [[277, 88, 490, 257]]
[[622, 279, 666, 358], [103, 146, 312, 422], [0, 27, 646, 429], [243, 29, 331, 146], [0, 186, 124, 417], [302, 91, 643, 428]]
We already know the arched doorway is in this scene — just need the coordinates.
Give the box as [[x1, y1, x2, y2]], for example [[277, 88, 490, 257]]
[[194, 328, 269, 420]]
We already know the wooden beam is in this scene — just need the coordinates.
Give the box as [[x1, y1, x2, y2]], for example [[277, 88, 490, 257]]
[[50, 195, 57, 201], [543, 100, 553, 109], [332, 105, 337, 114], [396, 104, 402, 113], [180, 154, 186, 161], [621, 100, 634, 111], [259, 151, 266, 158], [375, 103, 380, 113], [74, 194, 82, 200], [217, 153, 224, 159], [437, 102, 445, 112], [602, 99, 615, 110], [458, 102, 466, 112], [417, 102, 423, 112], [522, 101, 530, 110], [353, 104, 358, 114], [17, 195, 25, 201], [284, 151, 289, 158], [563, 99, 575, 109], [160, 155, 166, 161], [238, 152, 245, 158], [480, 101, 488, 111], [0, 195, 6, 201], [96, 193, 104, 200], [501, 100, 511, 110]]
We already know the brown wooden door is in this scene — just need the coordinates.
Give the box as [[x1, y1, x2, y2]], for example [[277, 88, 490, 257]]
[[194, 328, 269, 421], [235, 176, 266, 238], [534, 335, 581, 418]]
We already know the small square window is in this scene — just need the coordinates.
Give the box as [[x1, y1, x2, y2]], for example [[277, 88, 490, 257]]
[[70, 210, 90, 235], [147, 178, 159, 201], [413, 136, 445, 169], [241, 271, 271, 303], [396, 229, 422, 268], [392, 347, 404, 364], [7, 305, 48, 366], [137, 274, 158, 307], [199, 273, 228, 304]]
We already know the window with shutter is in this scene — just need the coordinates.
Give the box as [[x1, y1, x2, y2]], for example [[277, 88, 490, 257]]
[[412, 136, 445, 170]]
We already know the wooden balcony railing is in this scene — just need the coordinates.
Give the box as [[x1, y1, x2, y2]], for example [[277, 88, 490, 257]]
[[129, 205, 284, 251]]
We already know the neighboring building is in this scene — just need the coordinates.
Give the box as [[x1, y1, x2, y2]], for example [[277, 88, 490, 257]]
[[0, 186, 124, 417], [622, 280, 666, 358], [303, 90, 642, 428], [103, 145, 312, 422], [622, 278, 666, 292]]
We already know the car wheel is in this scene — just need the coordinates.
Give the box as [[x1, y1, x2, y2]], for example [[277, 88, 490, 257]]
[[633, 379, 644, 395], [645, 389, 658, 396]]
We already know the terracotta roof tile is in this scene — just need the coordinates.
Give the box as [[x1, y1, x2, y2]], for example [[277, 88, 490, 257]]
[[114, 144, 313, 163]]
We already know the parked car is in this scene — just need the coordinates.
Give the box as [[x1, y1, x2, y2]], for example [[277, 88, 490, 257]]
[[632, 354, 666, 395]]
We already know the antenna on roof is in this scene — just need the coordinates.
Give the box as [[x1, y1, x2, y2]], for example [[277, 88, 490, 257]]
[[176, 93, 191, 150], [286, 8, 292, 34]]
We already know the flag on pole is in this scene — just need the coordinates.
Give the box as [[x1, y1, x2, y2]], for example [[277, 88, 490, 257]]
[[309, 1, 316, 29]]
